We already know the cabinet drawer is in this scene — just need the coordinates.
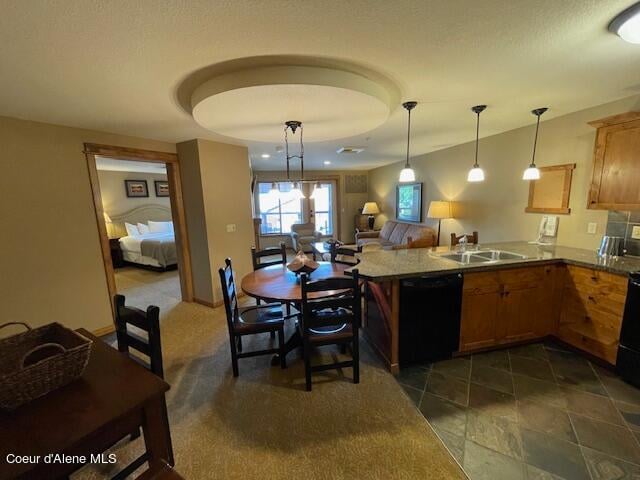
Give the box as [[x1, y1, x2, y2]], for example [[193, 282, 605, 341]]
[[557, 324, 618, 365], [566, 265, 627, 293], [560, 294, 623, 336], [463, 272, 500, 294], [498, 266, 547, 287], [563, 285, 626, 318]]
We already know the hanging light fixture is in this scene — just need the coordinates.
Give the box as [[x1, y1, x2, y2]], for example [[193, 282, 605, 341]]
[[284, 120, 306, 198], [291, 181, 304, 200], [467, 105, 487, 182], [399, 101, 418, 183], [269, 181, 279, 197], [310, 181, 321, 199], [523, 107, 548, 181]]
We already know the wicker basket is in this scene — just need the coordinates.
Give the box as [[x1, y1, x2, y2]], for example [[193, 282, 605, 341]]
[[0, 322, 92, 411]]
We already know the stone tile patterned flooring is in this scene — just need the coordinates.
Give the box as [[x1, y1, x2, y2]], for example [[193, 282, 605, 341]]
[[396, 342, 640, 480]]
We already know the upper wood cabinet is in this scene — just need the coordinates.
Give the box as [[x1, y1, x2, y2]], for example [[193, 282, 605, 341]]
[[588, 112, 640, 211]]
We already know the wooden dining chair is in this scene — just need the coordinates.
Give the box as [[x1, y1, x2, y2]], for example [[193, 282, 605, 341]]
[[113, 294, 174, 480], [219, 258, 287, 377], [299, 269, 361, 391], [251, 242, 287, 270], [251, 242, 292, 328], [451, 231, 479, 246], [329, 243, 362, 265]]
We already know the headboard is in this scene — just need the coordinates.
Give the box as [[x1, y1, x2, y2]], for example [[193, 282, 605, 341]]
[[107, 204, 172, 238]]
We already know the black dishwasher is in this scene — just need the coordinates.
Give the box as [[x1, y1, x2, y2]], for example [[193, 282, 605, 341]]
[[399, 273, 463, 366], [616, 272, 640, 388]]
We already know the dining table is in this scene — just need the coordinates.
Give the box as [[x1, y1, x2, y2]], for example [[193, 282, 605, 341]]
[[240, 261, 354, 360], [0, 329, 173, 480]]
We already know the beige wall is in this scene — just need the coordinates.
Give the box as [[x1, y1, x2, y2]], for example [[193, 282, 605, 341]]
[[176, 140, 213, 304], [178, 139, 255, 305], [0, 115, 176, 333], [97, 170, 170, 216], [254, 170, 369, 247], [369, 95, 640, 250]]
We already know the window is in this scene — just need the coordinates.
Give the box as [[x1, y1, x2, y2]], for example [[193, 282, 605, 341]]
[[312, 182, 333, 235], [257, 182, 302, 234]]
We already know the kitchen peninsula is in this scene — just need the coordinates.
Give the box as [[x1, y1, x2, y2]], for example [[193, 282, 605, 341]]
[[353, 242, 640, 374]]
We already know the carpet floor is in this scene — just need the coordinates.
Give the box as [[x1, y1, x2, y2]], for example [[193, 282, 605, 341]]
[[73, 297, 466, 480]]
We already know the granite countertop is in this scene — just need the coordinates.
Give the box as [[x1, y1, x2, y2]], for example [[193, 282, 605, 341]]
[[350, 241, 640, 281]]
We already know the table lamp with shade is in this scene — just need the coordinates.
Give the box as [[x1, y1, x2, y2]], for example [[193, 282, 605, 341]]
[[103, 212, 113, 238], [362, 202, 380, 230], [427, 201, 453, 246]]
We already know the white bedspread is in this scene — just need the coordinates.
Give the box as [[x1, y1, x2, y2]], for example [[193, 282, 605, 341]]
[[119, 232, 175, 254]]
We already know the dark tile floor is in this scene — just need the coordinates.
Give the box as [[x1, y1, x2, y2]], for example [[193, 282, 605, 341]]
[[397, 341, 640, 480]]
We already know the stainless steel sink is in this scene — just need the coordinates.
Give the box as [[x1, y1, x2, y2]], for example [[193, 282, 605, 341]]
[[437, 249, 527, 265], [439, 252, 493, 264], [472, 250, 527, 261]]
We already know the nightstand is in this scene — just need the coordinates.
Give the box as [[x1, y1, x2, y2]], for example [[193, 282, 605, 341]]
[[109, 238, 124, 268]]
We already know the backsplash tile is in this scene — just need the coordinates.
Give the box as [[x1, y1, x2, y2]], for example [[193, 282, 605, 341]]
[[606, 211, 640, 258]]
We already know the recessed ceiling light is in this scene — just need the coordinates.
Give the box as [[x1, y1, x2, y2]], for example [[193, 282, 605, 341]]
[[261, 153, 270, 158], [323, 161, 331, 165], [610, 2, 640, 44]]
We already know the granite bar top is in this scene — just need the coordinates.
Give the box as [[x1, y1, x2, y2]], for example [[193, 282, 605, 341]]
[[350, 241, 640, 281]]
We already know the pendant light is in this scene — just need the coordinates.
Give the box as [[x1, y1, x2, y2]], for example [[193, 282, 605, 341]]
[[399, 101, 418, 183], [310, 181, 321, 199], [284, 120, 306, 198], [467, 105, 487, 182], [269, 181, 279, 197], [523, 107, 548, 181], [291, 181, 304, 200]]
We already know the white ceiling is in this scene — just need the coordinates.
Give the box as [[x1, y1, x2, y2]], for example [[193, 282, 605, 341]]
[[95, 157, 166, 174], [1, 1, 639, 171]]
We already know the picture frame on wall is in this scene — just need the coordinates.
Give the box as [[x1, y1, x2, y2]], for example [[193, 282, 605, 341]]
[[124, 179, 149, 198], [154, 180, 170, 197], [396, 182, 422, 223]]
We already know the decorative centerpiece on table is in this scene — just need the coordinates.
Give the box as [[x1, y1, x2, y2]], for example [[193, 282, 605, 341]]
[[287, 251, 320, 276]]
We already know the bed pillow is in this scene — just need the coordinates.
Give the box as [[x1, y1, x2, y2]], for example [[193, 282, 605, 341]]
[[125, 222, 140, 237], [148, 220, 173, 233], [137, 222, 150, 235]]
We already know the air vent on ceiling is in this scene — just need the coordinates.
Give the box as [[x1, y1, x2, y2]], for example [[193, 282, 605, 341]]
[[337, 146, 365, 154]]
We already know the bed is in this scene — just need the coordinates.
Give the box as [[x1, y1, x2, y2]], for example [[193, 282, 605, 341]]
[[108, 205, 178, 270]]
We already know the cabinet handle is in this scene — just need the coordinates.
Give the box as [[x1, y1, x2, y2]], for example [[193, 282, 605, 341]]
[[588, 295, 595, 302], [591, 275, 598, 281]]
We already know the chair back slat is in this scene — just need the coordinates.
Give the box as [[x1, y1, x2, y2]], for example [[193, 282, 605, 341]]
[[251, 242, 287, 270], [218, 258, 239, 329], [302, 276, 356, 293], [451, 231, 479, 246], [329, 243, 361, 265], [300, 270, 361, 331], [114, 294, 164, 378]]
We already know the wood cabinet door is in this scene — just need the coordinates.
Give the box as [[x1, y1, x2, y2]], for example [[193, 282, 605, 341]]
[[588, 116, 640, 210], [459, 272, 501, 352], [496, 266, 557, 342]]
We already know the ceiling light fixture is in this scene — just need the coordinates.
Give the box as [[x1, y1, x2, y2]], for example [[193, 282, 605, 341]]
[[323, 161, 331, 165], [609, 2, 640, 44], [284, 120, 306, 199], [523, 107, 548, 181], [468, 105, 487, 182], [399, 101, 418, 183], [261, 153, 270, 158]]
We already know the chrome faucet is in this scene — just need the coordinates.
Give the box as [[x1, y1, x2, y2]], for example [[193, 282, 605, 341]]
[[457, 235, 469, 252]]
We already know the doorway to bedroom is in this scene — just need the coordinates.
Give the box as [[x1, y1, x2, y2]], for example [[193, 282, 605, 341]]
[[85, 144, 194, 324]]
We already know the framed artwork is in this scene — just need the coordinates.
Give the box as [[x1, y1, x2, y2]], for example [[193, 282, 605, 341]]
[[525, 163, 575, 214], [125, 180, 149, 198], [396, 182, 422, 223], [154, 180, 170, 197]]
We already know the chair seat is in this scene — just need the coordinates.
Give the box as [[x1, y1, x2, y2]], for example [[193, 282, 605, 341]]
[[234, 304, 285, 333]]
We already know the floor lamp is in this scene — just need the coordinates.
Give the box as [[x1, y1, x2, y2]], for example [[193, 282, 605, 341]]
[[427, 201, 452, 246]]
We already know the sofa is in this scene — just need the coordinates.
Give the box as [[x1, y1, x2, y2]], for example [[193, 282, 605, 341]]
[[290, 222, 321, 253], [356, 220, 437, 249]]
